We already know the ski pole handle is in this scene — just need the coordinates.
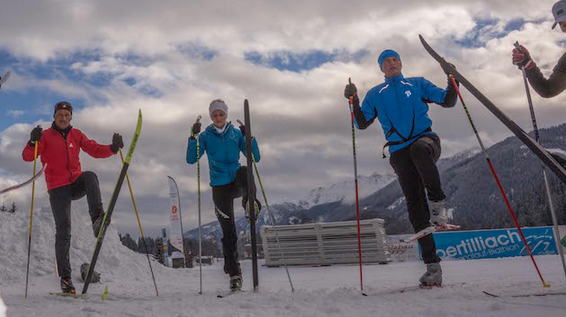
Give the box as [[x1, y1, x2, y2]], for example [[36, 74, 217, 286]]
[[514, 41, 521, 51], [196, 115, 202, 123], [236, 119, 243, 126]]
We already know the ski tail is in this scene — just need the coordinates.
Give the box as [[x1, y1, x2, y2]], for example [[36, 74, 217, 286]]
[[0, 70, 11, 87], [400, 224, 460, 243], [82, 110, 142, 294], [244, 99, 259, 291], [0, 164, 46, 194]]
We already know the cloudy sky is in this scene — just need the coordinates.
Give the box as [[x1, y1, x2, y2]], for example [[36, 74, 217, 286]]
[[1, 0, 565, 238]]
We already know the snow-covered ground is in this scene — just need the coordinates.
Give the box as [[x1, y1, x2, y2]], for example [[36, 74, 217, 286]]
[[2, 210, 566, 317]]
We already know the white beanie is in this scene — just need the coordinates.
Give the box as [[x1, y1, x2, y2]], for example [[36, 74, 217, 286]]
[[209, 99, 228, 116]]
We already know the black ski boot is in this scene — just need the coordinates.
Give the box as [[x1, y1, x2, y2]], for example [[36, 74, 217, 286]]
[[230, 275, 242, 291], [243, 198, 261, 224], [92, 212, 107, 238], [60, 277, 76, 294]]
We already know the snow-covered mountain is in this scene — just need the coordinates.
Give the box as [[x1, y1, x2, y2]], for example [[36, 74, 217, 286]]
[[185, 171, 396, 244], [296, 172, 397, 209]]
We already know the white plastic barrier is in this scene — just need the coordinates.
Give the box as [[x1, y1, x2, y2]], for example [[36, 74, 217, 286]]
[[261, 218, 391, 267]]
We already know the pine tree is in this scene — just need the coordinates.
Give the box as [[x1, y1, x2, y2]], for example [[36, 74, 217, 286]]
[[154, 238, 165, 265]]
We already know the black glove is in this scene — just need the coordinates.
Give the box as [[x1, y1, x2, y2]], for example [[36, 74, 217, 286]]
[[239, 124, 246, 137], [190, 121, 201, 138], [29, 126, 42, 146], [344, 82, 357, 99], [110, 133, 123, 153], [442, 62, 456, 76]]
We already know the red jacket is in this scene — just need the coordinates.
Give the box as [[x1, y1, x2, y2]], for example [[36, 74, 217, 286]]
[[22, 125, 115, 191]]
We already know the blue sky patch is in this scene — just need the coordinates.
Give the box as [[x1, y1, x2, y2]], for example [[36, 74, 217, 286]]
[[456, 18, 527, 48], [245, 49, 370, 72]]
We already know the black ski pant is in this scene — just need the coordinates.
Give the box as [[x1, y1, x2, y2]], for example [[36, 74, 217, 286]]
[[390, 135, 444, 264], [211, 166, 256, 277], [48, 171, 104, 279]]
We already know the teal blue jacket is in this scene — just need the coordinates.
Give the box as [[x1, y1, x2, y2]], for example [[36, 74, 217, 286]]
[[186, 123, 260, 186]]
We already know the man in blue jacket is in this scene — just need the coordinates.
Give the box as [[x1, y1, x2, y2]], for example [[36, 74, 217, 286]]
[[186, 99, 261, 291], [344, 49, 457, 286]]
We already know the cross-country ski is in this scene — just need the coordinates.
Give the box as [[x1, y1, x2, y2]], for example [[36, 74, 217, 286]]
[[0, 71, 10, 88], [82, 109, 142, 294], [400, 224, 461, 243], [0, 164, 46, 195]]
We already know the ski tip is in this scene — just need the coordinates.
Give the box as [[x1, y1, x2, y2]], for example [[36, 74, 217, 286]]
[[482, 290, 498, 297], [244, 99, 249, 107]]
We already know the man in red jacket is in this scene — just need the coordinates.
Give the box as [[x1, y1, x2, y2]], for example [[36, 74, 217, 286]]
[[22, 101, 123, 294]]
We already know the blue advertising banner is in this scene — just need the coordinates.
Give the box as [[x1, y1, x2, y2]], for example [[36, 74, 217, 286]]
[[425, 227, 557, 260]]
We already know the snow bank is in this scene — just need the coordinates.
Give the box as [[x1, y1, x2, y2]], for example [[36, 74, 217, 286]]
[[0, 207, 165, 291], [0, 291, 5, 317]]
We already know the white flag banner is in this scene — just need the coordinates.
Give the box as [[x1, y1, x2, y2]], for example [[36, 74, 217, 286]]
[[168, 176, 184, 255]]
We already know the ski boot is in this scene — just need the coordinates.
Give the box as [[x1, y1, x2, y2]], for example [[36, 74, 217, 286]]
[[92, 212, 108, 238], [419, 263, 442, 287], [429, 200, 448, 226], [244, 198, 262, 225], [60, 277, 76, 294], [230, 275, 242, 292]]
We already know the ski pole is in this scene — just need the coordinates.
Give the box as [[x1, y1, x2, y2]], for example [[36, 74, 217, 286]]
[[194, 115, 203, 295], [237, 119, 295, 292], [119, 148, 159, 296], [25, 140, 39, 299], [449, 74, 550, 287], [514, 41, 566, 281], [347, 78, 365, 294]]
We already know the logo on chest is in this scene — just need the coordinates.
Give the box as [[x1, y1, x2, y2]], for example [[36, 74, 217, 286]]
[[405, 90, 411, 98], [69, 143, 74, 148]]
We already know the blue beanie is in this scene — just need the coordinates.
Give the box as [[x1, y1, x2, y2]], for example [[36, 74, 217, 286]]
[[378, 49, 401, 68]]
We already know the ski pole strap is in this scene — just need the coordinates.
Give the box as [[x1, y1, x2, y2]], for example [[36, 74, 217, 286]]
[[382, 127, 431, 158]]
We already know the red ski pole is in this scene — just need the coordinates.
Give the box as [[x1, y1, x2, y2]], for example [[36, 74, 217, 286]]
[[449, 75, 549, 288]]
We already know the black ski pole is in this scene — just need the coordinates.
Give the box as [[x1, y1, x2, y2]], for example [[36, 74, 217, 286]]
[[194, 115, 203, 295], [347, 78, 365, 294], [449, 74, 550, 287], [514, 41, 566, 280]]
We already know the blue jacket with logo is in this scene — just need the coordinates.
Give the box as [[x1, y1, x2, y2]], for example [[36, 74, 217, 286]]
[[186, 123, 260, 186], [355, 73, 455, 153]]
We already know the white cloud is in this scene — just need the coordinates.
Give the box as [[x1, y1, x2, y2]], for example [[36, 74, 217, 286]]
[[1, 0, 565, 236]]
